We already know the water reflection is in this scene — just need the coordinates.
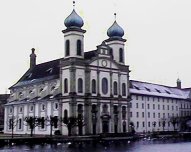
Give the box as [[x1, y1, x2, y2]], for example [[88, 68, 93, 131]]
[[0, 139, 191, 152]]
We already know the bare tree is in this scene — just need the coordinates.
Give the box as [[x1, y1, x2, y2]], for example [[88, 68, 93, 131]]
[[6, 115, 18, 138], [24, 116, 43, 137], [60, 116, 85, 136], [160, 118, 166, 131], [169, 116, 179, 131]]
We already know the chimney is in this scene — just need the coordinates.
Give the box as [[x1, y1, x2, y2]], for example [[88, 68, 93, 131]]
[[177, 78, 181, 89], [30, 48, 36, 68]]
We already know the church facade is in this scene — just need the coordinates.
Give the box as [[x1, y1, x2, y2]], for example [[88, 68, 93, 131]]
[[4, 7, 130, 135]]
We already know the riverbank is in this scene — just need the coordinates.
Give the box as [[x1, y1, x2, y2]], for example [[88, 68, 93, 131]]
[[1, 132, 191, 146]]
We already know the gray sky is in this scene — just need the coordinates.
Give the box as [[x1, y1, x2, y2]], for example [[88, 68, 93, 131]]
[[1, 0, 191, 93]]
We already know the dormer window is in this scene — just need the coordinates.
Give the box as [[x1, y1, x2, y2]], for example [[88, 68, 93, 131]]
[[165, 90, 171, 94], [46, 68, 53, 74], [145, 87, 151, 92], [155, 89, 161, 93], [133, 85, 140, 90]]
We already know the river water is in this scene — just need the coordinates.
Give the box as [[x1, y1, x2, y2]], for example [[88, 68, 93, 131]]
[[0, 139, 191, 152]]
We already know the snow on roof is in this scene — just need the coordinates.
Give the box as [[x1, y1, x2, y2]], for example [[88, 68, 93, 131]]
[[130, 80, 191, 100]]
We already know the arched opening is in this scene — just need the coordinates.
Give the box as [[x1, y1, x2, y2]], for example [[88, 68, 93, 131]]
[[77, 40, 82, 56], [65, 40, 70, 56], [119, 48, 124, 63], [110, 48, 113, 59], [102, 78, 108, 94], [64, 78, 68, 93], [92, 104, 97, 135], [92, 79, 96, 94], [122, 83, 126, 96], [113, 81, 118, 95], [123, 121, 126, 132], [78, 78, 83, 93], [77, 104, 83, 135], [113, 105, 118, 133]]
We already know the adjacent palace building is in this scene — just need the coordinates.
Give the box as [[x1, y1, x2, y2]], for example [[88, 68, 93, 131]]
[[4, 5, 191, 135]]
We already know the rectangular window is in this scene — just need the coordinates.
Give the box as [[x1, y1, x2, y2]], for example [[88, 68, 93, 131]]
[[53, 116, 58, 128], [130, 112, 132, 117], [148, 112, 150, 118], [167, 105, 169, 110], [142, 122, 145, 127], [147, 97, 149, 101], [153, 104, 155, 110], [136, 112, 139, 118], [153, 113, 155, 118], [148, 122, 150, 127], [158, 104, 160, 110], [142, 112, 144, 118], [142, 103, 144, 109], [18, 118, 22, 130], [159, 122, 161, 127], [158, 113, 160, 118], [147, 104, 150, 109], [172, 106, 174, 111], [136, 95, 138, 100], [137, 121, 139, 128], [163, 105, 165, 110], [142, 96, 144, 101], [136, 103, 138, 108], [9, 119, 12, 130], [163, 113, 165, 118], [41, 117, 45, 129]]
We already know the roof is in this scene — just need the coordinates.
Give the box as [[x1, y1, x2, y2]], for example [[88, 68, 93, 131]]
[[130, 80, 191, 100], [11, 58, 61, 88], [11, 50, 97, 88]]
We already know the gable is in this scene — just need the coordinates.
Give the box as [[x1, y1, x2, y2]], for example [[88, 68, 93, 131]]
[[89, 57, 119, 70]]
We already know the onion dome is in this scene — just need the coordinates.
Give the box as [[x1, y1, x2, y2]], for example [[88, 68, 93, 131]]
[[64, 9, 84, 28], [107, 21, 124, 38]]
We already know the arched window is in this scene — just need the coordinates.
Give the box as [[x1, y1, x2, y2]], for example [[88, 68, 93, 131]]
[[119, 48, 124, 63], [92, 79, 96, 94], [64, 78, 68, 93], [113, 81, 118, 95], [102, 78, 108, 94], [64, 109, 68, 119], [65, 40, 70, 56], [77, 40, 82, 56], [110, 48, 113, 59], [78, 78, 83, 93], [122, 83, 126, 96]]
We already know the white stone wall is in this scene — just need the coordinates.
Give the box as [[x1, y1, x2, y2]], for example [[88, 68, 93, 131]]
[[130, 95, 181, 133]]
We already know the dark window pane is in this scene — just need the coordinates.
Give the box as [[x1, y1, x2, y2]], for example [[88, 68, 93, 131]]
[[92, 79, 96, 94], [65, 40, 70, 56], [77, 40, 82, 56], [102, 78, 108, 94], [113, 81, 118, 95], [122, 83, 126, 96], [78, 78, 83, 93]]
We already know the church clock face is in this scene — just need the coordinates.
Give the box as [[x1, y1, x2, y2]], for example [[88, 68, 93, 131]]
[[101, 60, 107, 67]]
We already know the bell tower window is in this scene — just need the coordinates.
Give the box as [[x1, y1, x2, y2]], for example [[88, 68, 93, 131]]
[[119, 48, 124, 63], [77, 40, 82, 56], [65, 40, 70, 56], [78, 78, 83, 93]]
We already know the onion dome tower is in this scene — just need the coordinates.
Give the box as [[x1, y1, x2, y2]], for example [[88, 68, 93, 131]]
[[62, 1, 86, 58], [105, 13, 126, 64]]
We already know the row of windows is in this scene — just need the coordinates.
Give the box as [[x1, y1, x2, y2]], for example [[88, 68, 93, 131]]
[[64, 78, 127, 96], [135, 121, 178, 128], [134, 103, 178, 111], [9, 103, 59, 114], [65, 40, 82, 56], [130, 112, 179, 118], [134, 95, 179, 103]]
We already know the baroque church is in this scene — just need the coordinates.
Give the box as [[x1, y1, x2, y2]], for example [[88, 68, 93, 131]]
[[4, 4, 131, 135]]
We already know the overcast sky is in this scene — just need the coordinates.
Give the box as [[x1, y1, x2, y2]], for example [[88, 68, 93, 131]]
[[0, 0, 191, 93]]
